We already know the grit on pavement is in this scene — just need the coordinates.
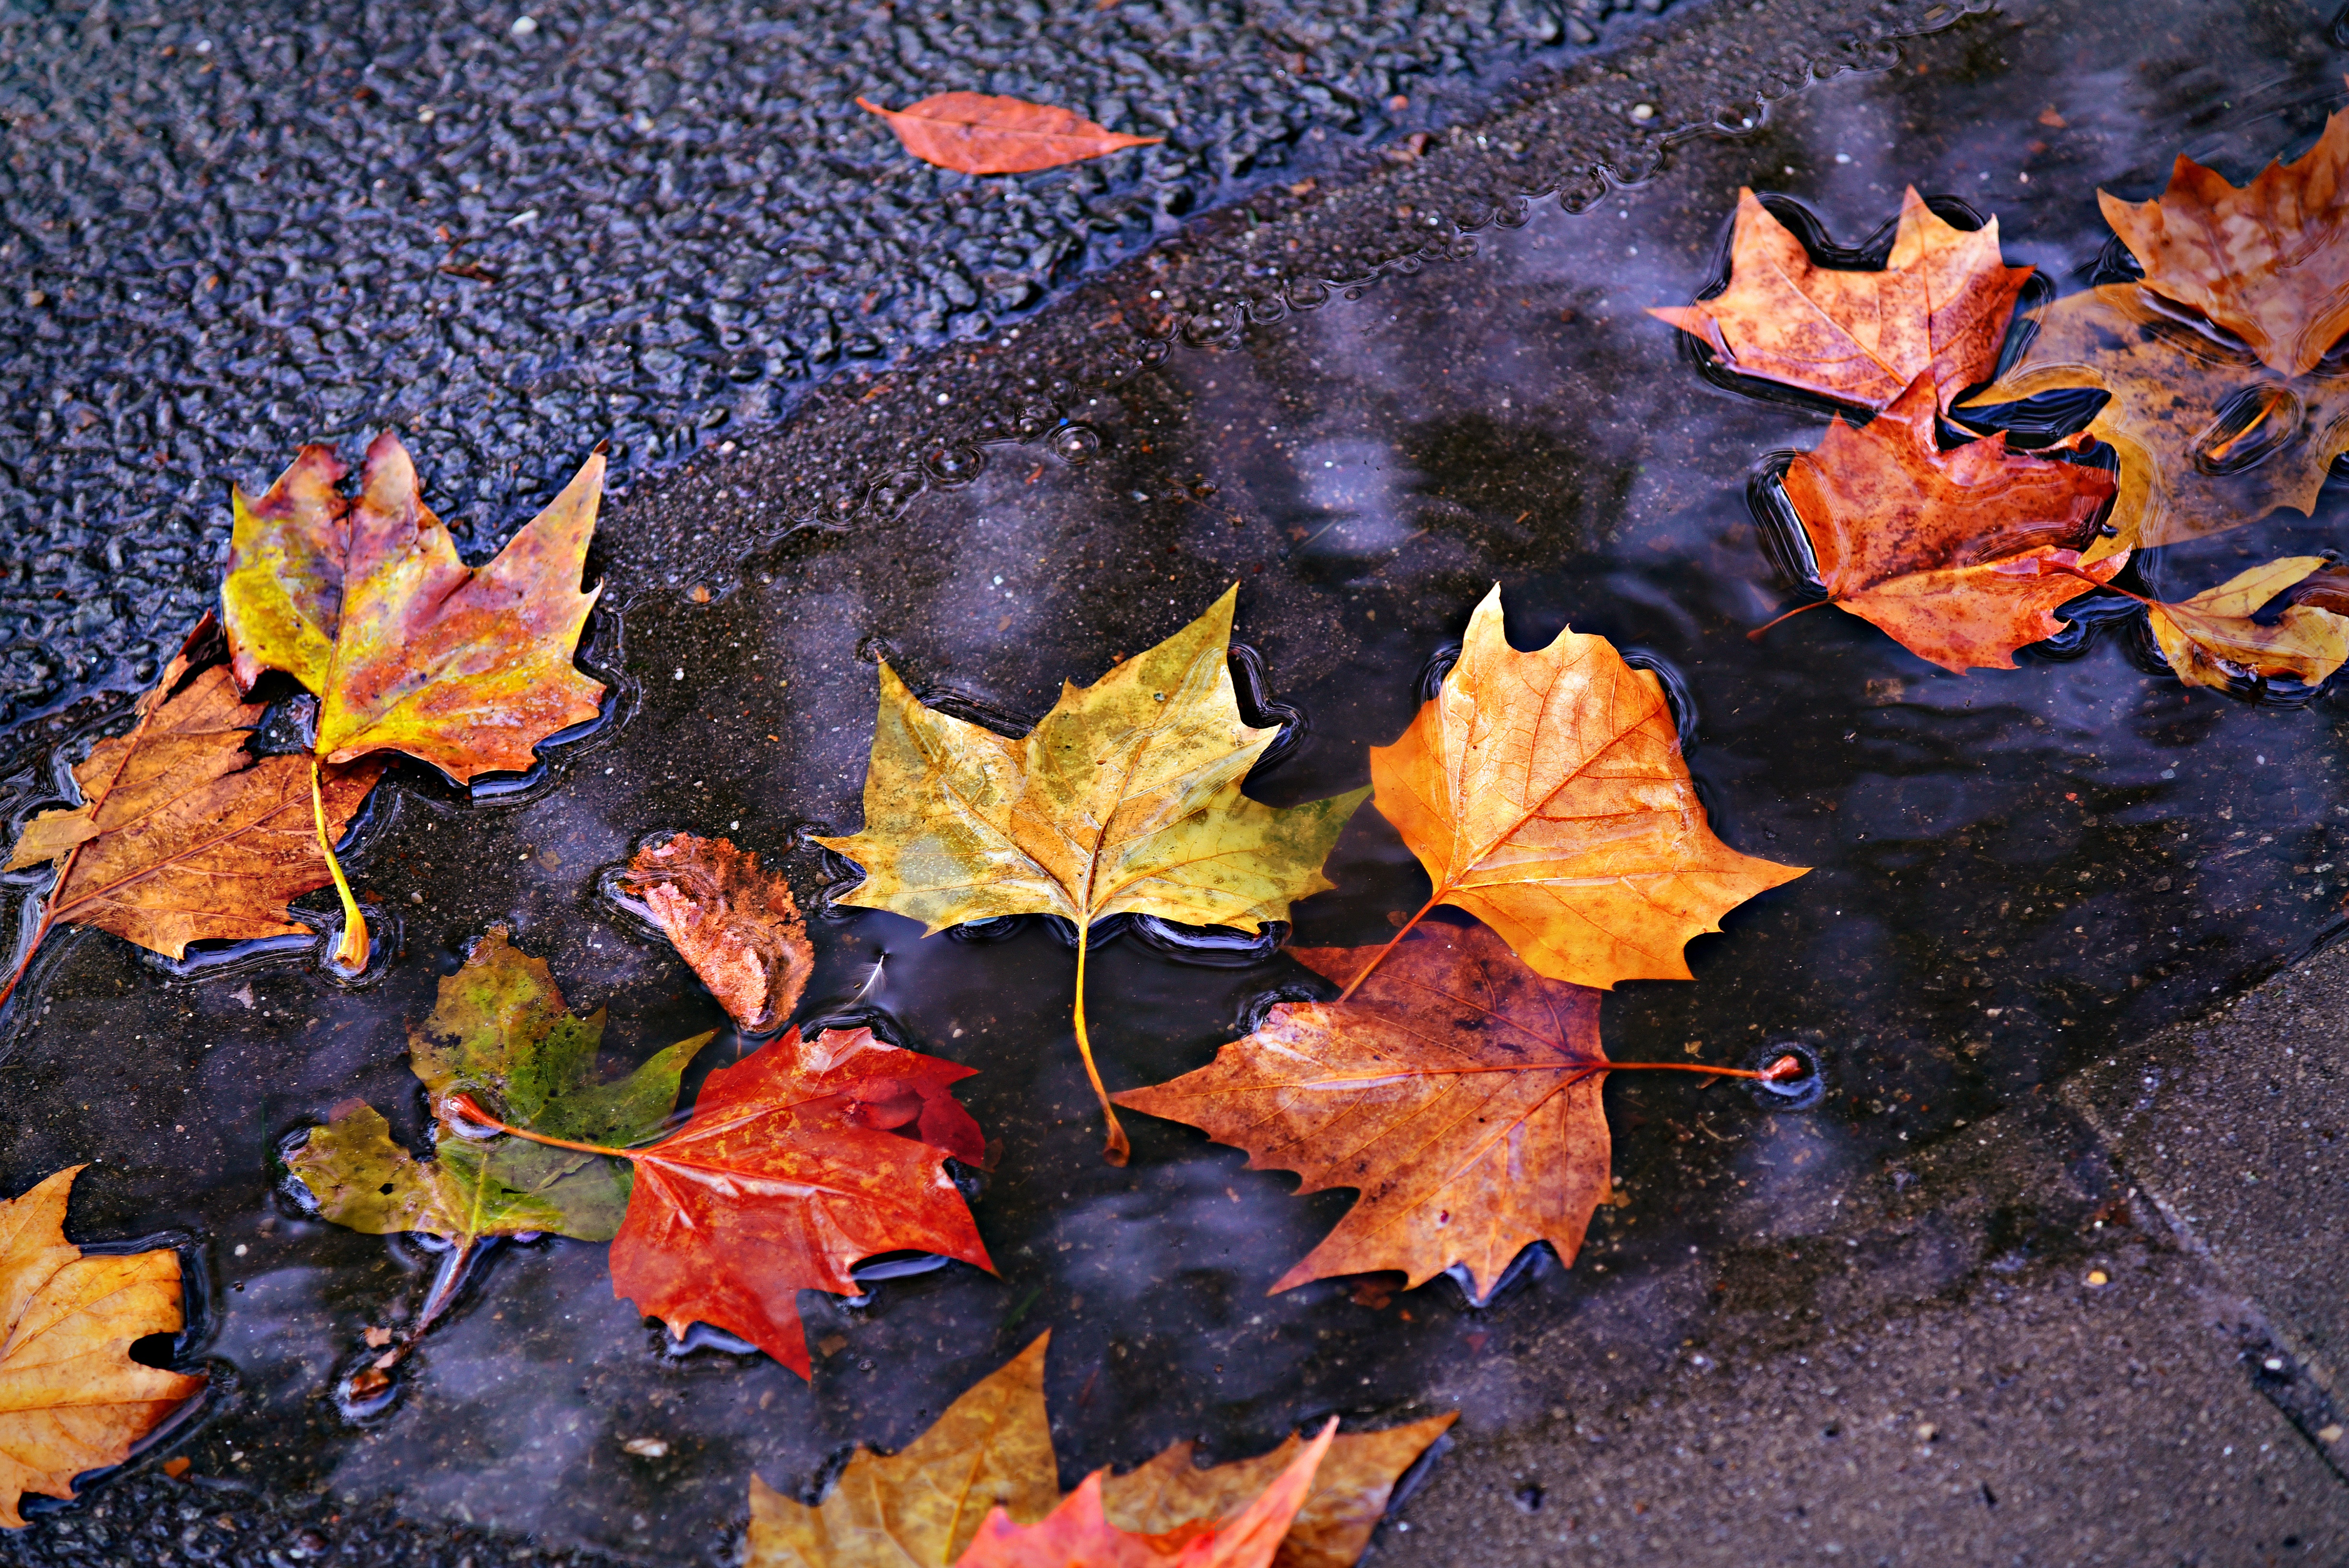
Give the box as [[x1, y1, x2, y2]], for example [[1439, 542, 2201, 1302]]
[[6, 0, 2349, 1565]]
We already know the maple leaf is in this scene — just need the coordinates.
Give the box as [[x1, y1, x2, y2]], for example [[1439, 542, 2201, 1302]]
[[857, 93, 1162, 175], [0, 617, 381, 1010], [815, 586, 1367, 1163], [2084, 557, 2349, 693], [1649, 187, 2032, 412], [0, 1167, 205, 1528], [958, 1422, 1336, 1568], [1958, 283, 2349, 558], [1349, 584, 1801, 993], [221, 432, 607, 968], [619, 834, 814, 1034], [2098, 102, 2349, 377], [1772, 373, 2128, 673]]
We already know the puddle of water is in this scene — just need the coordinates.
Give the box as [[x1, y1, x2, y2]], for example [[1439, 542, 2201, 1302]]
[[2, 2, 2346, 1558]]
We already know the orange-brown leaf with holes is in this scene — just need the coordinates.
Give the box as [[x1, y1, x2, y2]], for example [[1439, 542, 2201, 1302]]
[[1117, 925, 1612, 1301], [1650, 187, 2031, 411], [621, 834, 813, 1034], [2100, 101, 2349, 377], [0, 1167, 205, 1528], [1782, 374, 2126, 673], [858, 93, 1161, 175]]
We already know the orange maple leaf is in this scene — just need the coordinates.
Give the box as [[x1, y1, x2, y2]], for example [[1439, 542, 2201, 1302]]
[[1650, 186, 2032, 411], [858, 92, 1162, 175], [2099, 99, 2349, 377], [1772, 373, 2127, 673]]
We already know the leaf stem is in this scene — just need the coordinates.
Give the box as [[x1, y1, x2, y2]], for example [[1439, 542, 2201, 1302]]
[[1336, 891, 1444, 1001], [1073, 919, 1130, 1167], [445, 1096, 629, 1160], [1746, 596, 1833, 643], [0, 909, 52, 1016], [312, 756, 369, 973]]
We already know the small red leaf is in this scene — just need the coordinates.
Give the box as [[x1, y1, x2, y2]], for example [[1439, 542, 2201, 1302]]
[[858, 92, 1162, 175]]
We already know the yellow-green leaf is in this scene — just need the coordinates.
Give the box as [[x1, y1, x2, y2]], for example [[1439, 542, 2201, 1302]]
[[2145, 556, 2349, 692]]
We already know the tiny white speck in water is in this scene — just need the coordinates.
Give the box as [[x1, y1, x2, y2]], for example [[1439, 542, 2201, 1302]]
[[2256, 754, 2267, 764], [510, 14, 537, 36], [673, 668, 685, 680], [233, 1244, 248, 1257], [730, 821, 739, 829], [1835, 152, 1851, 164]]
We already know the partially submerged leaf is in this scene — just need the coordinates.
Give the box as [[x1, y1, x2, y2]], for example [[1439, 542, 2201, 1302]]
[[955, 1423, 1336, 1568], [1781, 374, 2127, 673], [748, 1334, 1059, 1568], [291, 1100, 634, 1244], [1959, 283, 2349, 557], [1649, 187, 2031, 411], [0, 618, 380, 999], [1101, 1414, 1457, 1568], [0, 1167, 205, 1528], [1362, 585, 1802, 989], [620, 834, 814, 1033], [817, 586, 1366, 1161], [2099, 102, 2349, 376], [1117, 926, 1612, 1299], [857, 92, 1162, 175], [2141, 557, 2349, 692]]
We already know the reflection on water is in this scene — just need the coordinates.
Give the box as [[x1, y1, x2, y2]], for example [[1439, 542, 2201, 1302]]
[[1, 2, 2344, 1558]]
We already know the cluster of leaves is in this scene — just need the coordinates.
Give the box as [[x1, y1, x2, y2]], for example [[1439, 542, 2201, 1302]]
[[1652, 116, 2349, 693]]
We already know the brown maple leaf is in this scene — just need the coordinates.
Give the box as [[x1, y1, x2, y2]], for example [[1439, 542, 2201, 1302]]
[[1353, 585, 1802, 992], [1959, 282, 2349, 558], [0, 618, 381, 1009], [1650, 186, 2032, 411], [620, 834, 814, 1034], [1772, 373, 2126, 673], [2100, 101, 2349, 376], [1, 1167, 206, 1527], [858, 92, 1163, 175]]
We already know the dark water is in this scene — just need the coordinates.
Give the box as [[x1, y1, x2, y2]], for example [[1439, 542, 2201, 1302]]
[[3, 3, 2346, 1559]]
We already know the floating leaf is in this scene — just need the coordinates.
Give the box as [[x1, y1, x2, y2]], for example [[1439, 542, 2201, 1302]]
[[857, 93, 1162, 175], [1776, 373, 2127, 673], [2131, 557, 2349, 691], [1649, 187, 2031, 411], [620, 834, 814, 1034], [0, 1167, 205, 1528], [0, 618, 380, 1010], [816, 586, 1366, 1163]]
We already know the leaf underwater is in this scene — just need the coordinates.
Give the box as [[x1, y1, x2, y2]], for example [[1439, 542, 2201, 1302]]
[[816, 585, 1367, 1161], [1118, 925, 1612, 1300], [1361, 584, 1802, 990], [2098, 98, 2349, 378], [2139, 557, 2349, 692], [0, 1167, 205, 1529], [1960, 283, 2349, 558], [0, 616, 380, 966], [748, 1335, 1454, 1568], [857, 92, 1162, 175], [1649, 186, 2032, 412], [620, 834, 814, 1034], [1781, 373, 2128, 673]]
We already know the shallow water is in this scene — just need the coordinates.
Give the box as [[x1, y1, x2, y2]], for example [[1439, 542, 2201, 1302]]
[[3, 2, 2347, 1559]]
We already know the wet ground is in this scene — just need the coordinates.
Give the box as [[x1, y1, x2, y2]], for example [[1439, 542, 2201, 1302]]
[[7, 0, 2349, 1564]]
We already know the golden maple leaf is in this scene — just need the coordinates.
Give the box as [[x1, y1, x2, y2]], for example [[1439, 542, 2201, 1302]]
[[1358, 585, 1802, 992], [221, 432, 607, 969], [816, 586, 1367, 1162], [1960, 283, 2349, 558], [0, 618, 381, 1008], [2130, 557, 2349, 692], [1649, 186, 2032, 412], [2099, 100, 2349, 377], [0, 1167, 206, 1528]]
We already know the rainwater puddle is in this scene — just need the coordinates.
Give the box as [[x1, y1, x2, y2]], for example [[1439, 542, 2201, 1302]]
[[3, 3, 2345, 1559]]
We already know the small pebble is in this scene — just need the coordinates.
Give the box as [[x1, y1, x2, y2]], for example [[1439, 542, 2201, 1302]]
[[1628, 103, 1654, 122], [510, 14, 537, 36], [622, 1437, 668, 1458], [2084, 1269, 2109, 1287]]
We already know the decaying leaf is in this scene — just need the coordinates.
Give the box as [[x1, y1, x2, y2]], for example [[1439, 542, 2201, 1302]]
[[816, 586, 1366, 1163], [1356, 584, 1801, 991], [0, 618, 381, 1009], [957, 1423, 1336, 1568], [0, 1167, 205, 1528], [749, 1335, 1452, 1568], [2136, 557, 2349, 691], [1102, 1414, 1457, 1568], [1778, 374, 2127, 673], [2099, 102, 2349, 377], [620, 834, 814, 1033], [1649, 187, 2032, 411], [1117, 926, 1612, 1300], [749, 1333, 1059, 1568], [857, 92, 1162, 175], [221, 432, 607, 966], [1959, 283, 2349, 558]]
